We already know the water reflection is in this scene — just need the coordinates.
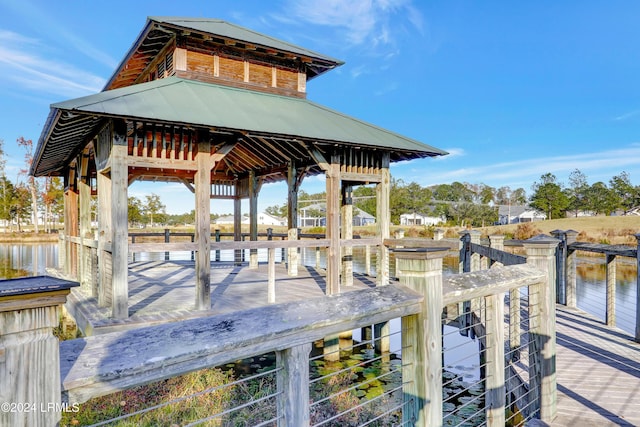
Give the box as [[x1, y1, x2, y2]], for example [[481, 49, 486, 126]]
[[0, 243, 58, 279]]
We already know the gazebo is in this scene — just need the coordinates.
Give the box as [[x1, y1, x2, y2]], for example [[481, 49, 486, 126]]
[[31, 17, 446, 320]]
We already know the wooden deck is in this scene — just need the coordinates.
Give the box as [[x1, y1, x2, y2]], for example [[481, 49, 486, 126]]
[[65, 260, 376, 335], [550, 305, 640, 426], [63, 262, 640, 425]]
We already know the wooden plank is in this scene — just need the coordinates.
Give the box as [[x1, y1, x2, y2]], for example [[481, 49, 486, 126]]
[[126, 156, 198, 171], [469, 242, 527, 266], [325, 158, 340, 295], [195, 140, 211, 310], [111, 121, 129, 320], [59, 285, 423, 404], [442, 264, 545, 306]]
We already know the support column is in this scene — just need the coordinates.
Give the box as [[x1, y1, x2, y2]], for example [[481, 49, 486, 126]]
[[195, 140, 212, 310], [0, 276, 78, 427], [78, 154, 92, 295], [606, 254, 617, 327], [397, 247, 448, 427], [111, 120, 129, 320], [287, 162, 299, 276], [277, 343, 311, 426], [325, 155, 341, 295], [523, 234, 559, 422], [341, 185, 353, 288], [375, 153, 390, 286], [565, 230, 579, 308], [234, 194, 242, 266], [249, 171, 259, 269], [64, 170, 78, 279], [97, 171, 112, 307]]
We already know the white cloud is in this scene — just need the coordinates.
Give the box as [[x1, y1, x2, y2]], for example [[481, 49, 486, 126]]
[[280, 0, 423, 49], [420, 146, 640, 187], [614, 110, 640, 121], [0, 31, 105, 98]]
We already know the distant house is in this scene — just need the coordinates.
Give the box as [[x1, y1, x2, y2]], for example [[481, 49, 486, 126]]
[[399, 212, 445, 226], [497, 205, 546, 224], [214, 212, 286, 226], [299, 203, 375, 227]]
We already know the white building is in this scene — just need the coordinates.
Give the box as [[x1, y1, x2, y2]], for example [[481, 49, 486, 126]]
[[399, 212, 445, 226], [497, 205, 546, 224]]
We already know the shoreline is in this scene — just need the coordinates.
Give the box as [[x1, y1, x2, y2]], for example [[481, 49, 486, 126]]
[[0, 232, 59, 243]]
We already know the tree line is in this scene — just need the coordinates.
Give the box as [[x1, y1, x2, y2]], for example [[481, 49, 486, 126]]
[[265, 169, 640, 227]]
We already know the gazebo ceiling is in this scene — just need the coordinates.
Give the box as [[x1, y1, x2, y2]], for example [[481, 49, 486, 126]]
[[32, 77, 447, 182]]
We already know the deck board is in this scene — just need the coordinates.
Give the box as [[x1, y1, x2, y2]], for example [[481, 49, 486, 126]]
[[550, 306, 640, 426], [63, 262, 640, 424]]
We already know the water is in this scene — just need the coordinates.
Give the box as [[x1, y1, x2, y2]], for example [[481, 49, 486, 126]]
[[0, 243, 636, 335]]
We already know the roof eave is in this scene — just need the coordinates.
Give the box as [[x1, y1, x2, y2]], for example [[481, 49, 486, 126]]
[[31, 108, 62, 177]]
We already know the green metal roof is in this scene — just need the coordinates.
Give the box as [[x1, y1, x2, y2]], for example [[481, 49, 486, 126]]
[[33, 77, 446, 176], [149, 17, 344, 65]]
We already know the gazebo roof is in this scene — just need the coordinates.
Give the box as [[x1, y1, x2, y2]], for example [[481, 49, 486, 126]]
[[32, 77, 447, 178], [105, 17, 344, 91]]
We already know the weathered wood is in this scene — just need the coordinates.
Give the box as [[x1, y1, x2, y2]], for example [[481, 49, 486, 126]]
[[442, 264, 545, 306], [341, 185, 353, 288], [396, 248, 447, 426], [277, 343, 311, 427], [0, 277, 77, 427], [79, 153, 92, 295], [287, 161, 298, 276], [195, 139, 212, 310], [485, 293, 506, 426], [59, 285, 423, 404], [523, 235, 559, 422], [233, 193, 242, 265], [97, 172, 113, 307], [606, 254, 616, 327], [469, 242, 526, 266], [325, 157, 340, 295], [111, 121, 129, 319], [268, 247, 275, 303], [249, 171, 259, 268], [376, 154, 390, 287], [568, 241, 636, 258]]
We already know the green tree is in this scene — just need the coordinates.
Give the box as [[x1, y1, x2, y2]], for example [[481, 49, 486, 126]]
[[17, 137, 40, 232], [0, 175, 16, 230], [12, 184, 32, 231], [43, 177, 64, 231], [567, 169, 589, 217], [530, 173, 569, 220], [128, 197, 144, 227], [144, 193, 166, 227], [353, 185, 376, 216], [586, 182, 618, 215], [609, 171, 639, 213]]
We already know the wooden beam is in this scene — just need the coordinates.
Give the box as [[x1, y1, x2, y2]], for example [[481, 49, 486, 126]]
[[305, 146, 330, 172], [376, 153, 390, 287], [111, 120, 129, 320], [341, 185, 353, 288], [287, 161, 299, 276], [97, 171, 112, 308], [195, 140, 212, 310], [78, 153, 92, 295], [326, 155, 341, 295], [249, 170, 259, 269]]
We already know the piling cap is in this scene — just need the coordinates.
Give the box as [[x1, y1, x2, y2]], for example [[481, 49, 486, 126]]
[[523, 234, 561, 244]]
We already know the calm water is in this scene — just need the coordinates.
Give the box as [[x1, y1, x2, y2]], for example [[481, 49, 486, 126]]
[[0, 243, 636, 335]]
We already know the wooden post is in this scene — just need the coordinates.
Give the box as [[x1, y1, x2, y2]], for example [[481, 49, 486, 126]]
[[374, 154, 391, 354], [276, 343, 311, 427], [565, 230, 579, 308], [551, 230, 567, 305], [365, 244, 371, 276], [485, 292, 506, 426], [635, 233, 640, 343], [111, 120, 129, 320], [375, 153, 390, 286], [195, 139, 211, 310], [97, 171, 112, 307], [268, 247, 276, 303], [65, 174, 79, 279], [325, 155, 340, 295], [341, 184, 353, 288], [234, 194, 242, 266], [394, 229, 405, 278], [0, 277, 78, 427], [287, 161, 299, 276], [396, 247, 448, 427], [249, 171, 259, 269], [606, 254, 617, 327], [214, 229, 221, 262], [78, 154, 92, 295], [488, 234, 504, 267], [164, 228, 170, 261], [523, 234, 559, 422]]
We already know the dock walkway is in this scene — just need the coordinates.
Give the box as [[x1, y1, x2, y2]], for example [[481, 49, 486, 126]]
[[64, 262, 640, 425]]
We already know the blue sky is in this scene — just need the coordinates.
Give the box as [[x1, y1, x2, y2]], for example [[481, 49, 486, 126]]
[[1, 0, 639, 214]]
